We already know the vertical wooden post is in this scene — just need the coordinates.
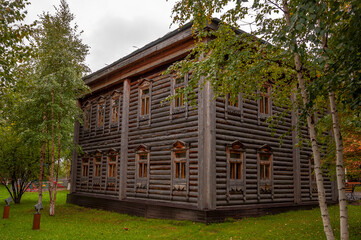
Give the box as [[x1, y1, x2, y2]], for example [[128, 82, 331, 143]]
[[32, 213, 41, 230], [291, 93, 301, 204], [3, 206, 10, 219], [70, 101, 81, 194], [119, 79, 130, 200], [198, 79, 216, 210]]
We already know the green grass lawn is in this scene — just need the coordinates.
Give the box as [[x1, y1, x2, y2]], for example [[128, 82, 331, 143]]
[[0, 187, 360, 240]]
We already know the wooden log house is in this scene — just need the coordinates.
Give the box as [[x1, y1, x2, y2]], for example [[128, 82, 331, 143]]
[[67, 19, 337, 223]]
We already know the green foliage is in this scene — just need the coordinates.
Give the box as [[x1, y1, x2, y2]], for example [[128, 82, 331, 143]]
[[19, 0, 90, 161], [0, 0, 33, 92], [0, 187, 361, 239], [0, 123, 39, 203], [168, 0, 361, 166]]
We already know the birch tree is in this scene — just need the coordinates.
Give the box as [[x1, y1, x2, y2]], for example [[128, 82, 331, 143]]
[[21, 0, 89, 216], [168, 0, 360, 239]]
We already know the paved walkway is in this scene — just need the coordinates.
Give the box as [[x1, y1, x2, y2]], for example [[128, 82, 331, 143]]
[[354, 192, 361, 200]]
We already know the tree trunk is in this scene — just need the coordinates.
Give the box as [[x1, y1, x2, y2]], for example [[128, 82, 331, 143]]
[[282, 1, 334, 239], [38, 140, 45, 204], [49, 90, 55, 216], [329, 91, 349, 240], [54, 98, 62, 207], [321, 28, 349, 240], [39, 114, 46, 204]]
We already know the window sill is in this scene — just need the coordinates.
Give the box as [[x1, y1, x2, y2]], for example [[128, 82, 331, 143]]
[[139, 115, 149, 121], [259, 113, 270, 119]]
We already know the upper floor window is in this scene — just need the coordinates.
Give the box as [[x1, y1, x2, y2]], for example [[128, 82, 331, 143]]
[[111, 91, 121, 124], [93, 152, 102, 177], [171, 74, 188, 115], [259, 85, 271, 115], [141, 87, 150, 116], [82, 157, 89, 177], [107, 151, 118, 178], [174, 87, 184, 108], [225, 93, 243, 120], [97, 98, 105, 127]]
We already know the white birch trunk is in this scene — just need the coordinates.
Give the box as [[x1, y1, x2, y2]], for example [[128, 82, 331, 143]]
[[329, 91, 349, 240], [282, 1, 334, 239], [49, 90, 55, 216]]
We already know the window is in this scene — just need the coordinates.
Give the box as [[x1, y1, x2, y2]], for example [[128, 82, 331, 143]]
[[259, 153, 271, 180], [171, 74, 188, 117], [171, 140, 189, 193], [228, 98, 238, 108], [174, 87, 184, 108], [229, 151, 243, 180], [93, 153, 102, 177], [140, 87, 150, 116], [259, 85, 271, 115], [226, 140, 245, 196], [108, 155, 117, 177], [137, 153, 148, 178], [135, 144, 150, 192], [82, 157, 89, 177], [225, 93, 243, 120], [97, 98, 105, 127], [257, 144, 273, 197], [111, 92, 120, 124], [174, 150, 187, 179]]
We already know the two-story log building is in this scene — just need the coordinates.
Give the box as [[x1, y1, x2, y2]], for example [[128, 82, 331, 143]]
[[67, 19, 337, 223]]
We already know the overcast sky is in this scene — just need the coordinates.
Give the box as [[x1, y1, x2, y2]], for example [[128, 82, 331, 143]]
[[24, 0, 254, 73], [25, 0, 178, 73]]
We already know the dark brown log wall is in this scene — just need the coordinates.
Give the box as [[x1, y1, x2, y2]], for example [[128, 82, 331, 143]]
[[76, 83, 124, 196], [215, 97, 334, 206], [126, 71, 199, 205]]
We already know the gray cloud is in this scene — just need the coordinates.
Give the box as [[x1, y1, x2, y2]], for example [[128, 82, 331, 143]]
[[86, 16, 174, 72]]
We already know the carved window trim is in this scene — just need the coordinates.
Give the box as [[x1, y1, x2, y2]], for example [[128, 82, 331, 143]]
[[225, 93, 243, 120], [226, 140, 246, 201], [170, 74, 189, 117], [110, 90, 121, 126], [138, 79, 152, 126], [257, 144, 274, 200], [96, 97, 106, 128], [171, 141, 189, 196], [135, 144, 150, 194]]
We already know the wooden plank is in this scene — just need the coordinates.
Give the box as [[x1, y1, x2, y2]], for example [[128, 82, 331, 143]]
[[119, 79, 130, 199], [198, 79, 217, 210], [70, 108, 81, 193]]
